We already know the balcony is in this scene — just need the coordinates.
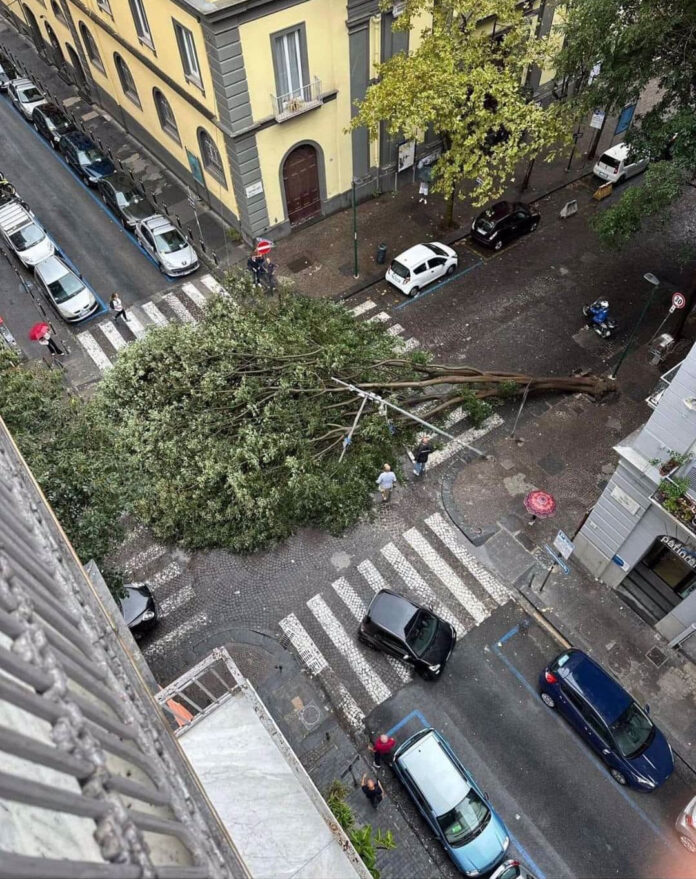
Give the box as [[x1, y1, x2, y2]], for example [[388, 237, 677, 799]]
[[646, 360, 683, 409], [651, 470, 696, 537], [272, 77, 323, 122]]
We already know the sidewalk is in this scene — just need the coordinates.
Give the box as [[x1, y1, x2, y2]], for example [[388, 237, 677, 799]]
[[442, 344, 696, 765]]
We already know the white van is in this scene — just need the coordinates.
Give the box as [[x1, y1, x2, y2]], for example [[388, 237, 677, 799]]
[[0, 201, 54, 267], [593, 142, 649, 184]]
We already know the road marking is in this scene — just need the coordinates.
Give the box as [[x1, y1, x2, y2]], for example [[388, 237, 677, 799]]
[[381, 543, 466, 637], [404, 528, 488, 624], [181, 282, 207, 308], [332, 578, 410, 683], [126, 308, 147, 339], [164, 292, 196, 324], [357, 560, 389, 593], [149, 562, 182, 588], [386, 323, 405, 336], [426, 513, 510, 606], [350, 299, 376, 317], [428, 413, 504, 468], [395, 260, 484, 310], [77, 331, 112, 372], [200, 274, 226, 296], [98, 320, 128, 351], [158, 584, 195, 618], [395, 337, 419, 351], [307, 594, 391, 704], [142, 301, 169, 327], [143, 612, 207, 657], [367, 311, 390, 323], [123, 544, 167, 574]]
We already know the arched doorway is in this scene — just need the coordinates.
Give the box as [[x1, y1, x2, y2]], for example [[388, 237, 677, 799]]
[[65, 43, 88, 92], [21, 5, 44, 54], [282, 144, 321, 225], [44, 23, 65, 69]]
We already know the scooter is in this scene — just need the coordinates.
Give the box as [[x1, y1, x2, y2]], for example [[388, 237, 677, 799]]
[[583, 298, 617, 339]]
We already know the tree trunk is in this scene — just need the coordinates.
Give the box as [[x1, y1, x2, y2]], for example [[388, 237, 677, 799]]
[[445, 188, 456, 228]]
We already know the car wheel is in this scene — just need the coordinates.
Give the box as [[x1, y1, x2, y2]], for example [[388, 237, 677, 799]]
[[540, 691, 555, 709], [494, 240, 503, 251], [679, 835, 696, 854], [530, 221, 538, 232], [616, 175, 625, 184], [410, 286, 420, 297], [610, 768, 628, 786], [446, 264, 456, 276]]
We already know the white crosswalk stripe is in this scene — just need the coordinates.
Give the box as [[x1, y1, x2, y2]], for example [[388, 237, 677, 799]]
[[200, 274, 226, 296], [123, 544, 167, 574], [158, 584, 195, 618], [181, 282, 207, 308], [386, 323, 405, 336], [78, 330, 112, 372], [307, 594, 391, 705], [381, 543, 466, 637], [98, 320, 127, 351], [367, 311, 390, 324], [143, 612, 207, 658], [142, 301, 169, 327], [350, 299, 377, 317], [357, 559, 389, 593], [164, 292, 196, 324], [394, 336, 420, 352], [403, 528, 488, 624], [425, 513, 510, 606], [148, 561, 182, 588], [126, 308, 147, 339], [427, 413, 504, 469]]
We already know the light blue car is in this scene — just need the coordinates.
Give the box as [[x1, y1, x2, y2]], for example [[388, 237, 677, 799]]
[[393, 728, 509, 876]]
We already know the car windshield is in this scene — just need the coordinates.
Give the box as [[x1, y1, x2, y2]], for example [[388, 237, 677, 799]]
[[77, 147, 103, 165], [390, 259, 410, 280], [609, 702, 654, 758], [436, 787, 490, 846], [599, 154, 621, 169], [47, 272, 84, 303], [405, 610, 438, 657], [20, 87, 42, 102], [116, 188, 144, 208], [476, 215, 496, 232], [9, 224, 44, 250], [49, 115, 71, 133], [429, 243, 447, 257], [155, 229, 187, 253]]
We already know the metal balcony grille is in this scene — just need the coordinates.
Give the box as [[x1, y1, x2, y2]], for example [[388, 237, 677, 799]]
[[271, 77, 322, 122], [0, 417, 250, 879]]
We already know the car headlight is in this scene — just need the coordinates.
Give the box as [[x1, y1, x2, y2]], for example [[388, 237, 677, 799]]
[[502, 835, 510, 849], [139, 610, 156, 622], [471, 220, 476, 230], [464, 871, 480, 877], [428, 663, 441, 673], [637, 776, 656, 789], [489, 231, 498, 239]]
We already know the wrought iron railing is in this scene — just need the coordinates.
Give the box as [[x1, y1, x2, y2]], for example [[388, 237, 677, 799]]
[[271, 77, 322, 121], [646, 360, 683, 409]]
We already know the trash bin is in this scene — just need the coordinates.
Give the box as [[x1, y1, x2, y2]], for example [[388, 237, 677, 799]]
[[376, 243, 387, 265]]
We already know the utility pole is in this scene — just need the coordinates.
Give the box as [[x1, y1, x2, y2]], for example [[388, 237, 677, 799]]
[[610, 273, 661, 381]]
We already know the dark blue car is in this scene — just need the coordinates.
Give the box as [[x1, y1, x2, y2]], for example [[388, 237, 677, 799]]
[[59, 130, 115, 186], [539, 649, 673, 790]]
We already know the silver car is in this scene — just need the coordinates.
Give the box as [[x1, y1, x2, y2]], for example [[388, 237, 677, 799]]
[[8, 77, 46, 120], [676, 795, 696, 853], [34, 255, 99, 323], [135, 214, 199, 277]]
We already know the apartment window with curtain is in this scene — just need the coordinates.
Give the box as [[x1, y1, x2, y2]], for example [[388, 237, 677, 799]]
[[197, 128, 226, 186], [272, 26, 308, 100], [173, 21, 202, 88], [114, 53, 140, 106], [129, 0, 153, 48], [80, 22, 104, 71], [153, 88, 179, 141]]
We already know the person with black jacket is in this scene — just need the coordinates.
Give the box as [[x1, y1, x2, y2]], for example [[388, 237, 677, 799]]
[[413, 435, 435, 477]]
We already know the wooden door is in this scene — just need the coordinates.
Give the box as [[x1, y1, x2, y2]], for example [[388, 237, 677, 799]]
[[283, 145, 320, 225]]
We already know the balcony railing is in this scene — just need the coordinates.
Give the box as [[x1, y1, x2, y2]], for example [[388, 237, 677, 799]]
[[646, 360, 683, 409], [271, 77, 323, 122]]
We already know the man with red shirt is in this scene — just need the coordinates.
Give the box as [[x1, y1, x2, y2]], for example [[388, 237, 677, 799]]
[[369, 732, 396, 769]]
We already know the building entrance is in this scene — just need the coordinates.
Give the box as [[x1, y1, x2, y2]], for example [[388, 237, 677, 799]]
[[623, 535, 696, 623]]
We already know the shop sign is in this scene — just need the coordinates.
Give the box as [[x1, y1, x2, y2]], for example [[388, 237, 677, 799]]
[[610, 485, 641, 515], [660, 535, 696, 569]]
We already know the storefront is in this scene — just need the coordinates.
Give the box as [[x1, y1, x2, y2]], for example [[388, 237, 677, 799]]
[[623, 535, 696, 623]]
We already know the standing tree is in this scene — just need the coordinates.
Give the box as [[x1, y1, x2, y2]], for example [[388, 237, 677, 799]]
[[351, 0, 567, 226]]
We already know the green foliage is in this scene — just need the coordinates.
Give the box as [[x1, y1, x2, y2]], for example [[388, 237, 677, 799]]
[[326, 778, 396, 879], [461, 391, 494, 426], [659, 477, 690, 503], [497, 380, 519, 399], [352, 0, 567, 213], [327, 781, 355, 832]]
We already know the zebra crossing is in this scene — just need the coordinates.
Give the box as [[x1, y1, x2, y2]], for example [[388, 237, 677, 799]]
[[280, 512, 511, 730], [349, 298, 420, 352]]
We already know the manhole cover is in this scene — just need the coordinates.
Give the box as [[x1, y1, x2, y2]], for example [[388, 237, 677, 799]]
[[287, 255, 312, 273], [298, 702, 322, 730], [646, 646, 667, 668]]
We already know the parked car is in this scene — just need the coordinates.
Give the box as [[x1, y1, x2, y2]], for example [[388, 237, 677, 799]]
[[393, 728, 509, 876], [7, 77, 46, 120], [116, 583, 158, 638], [358, 589, 456, 679], [0, 54, 18, 91], [490, 859, 537, 879], [32, 103, 74, 149], [385, 242, 458, 296], [97, 172, 155, 229], [539, 648, 674, 790], [593, 142, 649, 184], [0, 200, 54, 267], [675, 795, 696, 854], [33, 254, 99, 322], [470, 201, 540, 251], [59, 130, 115, 185], [135, 214, 199, 276]]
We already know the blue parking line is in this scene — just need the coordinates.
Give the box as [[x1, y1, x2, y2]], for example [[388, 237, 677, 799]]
[[492, 637, 678, 854], [52, 245, 108, 319], [508, 832, 546, 879], [498, 624, 520, 644], [394, 259, 483, 310], [387, 709, 430, 738]]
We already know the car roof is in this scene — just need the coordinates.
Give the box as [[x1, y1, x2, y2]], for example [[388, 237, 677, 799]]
[[36, 102, 65, 118], [368, 589, 418, 636], [600, 142, 630, 162], [560, 649, 632, 723], [143, 214, 176, 234], [63, 130, 95, 147], [395, 243, 437, 267], [35, 255, 71, 284], [11, 77, 34, 87], [481, 201, 514, 220], [397, 730, 470, 816], [102, 171, 135, 189]]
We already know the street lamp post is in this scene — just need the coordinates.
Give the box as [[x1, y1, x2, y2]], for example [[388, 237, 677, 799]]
[[609, 273, 661, 381], [351, 180, 359, 279]]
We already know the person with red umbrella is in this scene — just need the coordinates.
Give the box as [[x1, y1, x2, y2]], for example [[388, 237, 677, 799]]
[[30, 322, 64, 357]]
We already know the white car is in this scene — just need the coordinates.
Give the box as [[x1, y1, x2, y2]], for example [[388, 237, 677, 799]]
[[7, 77, 46, 120], [135, 214, 199, 277], [385, 242, 457, 296], [593, 142, 649, 184], [34, 255, 99, 323]]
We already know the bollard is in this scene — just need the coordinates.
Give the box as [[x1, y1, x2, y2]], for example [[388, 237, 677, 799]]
[[376, 243, 387, 265]]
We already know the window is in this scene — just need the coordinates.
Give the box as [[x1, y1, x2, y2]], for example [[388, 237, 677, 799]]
[[128, 0, 153, 48], [80, 23, 104, 71], [197, 129, 226, 185], [51, 0, 66, 24], [114, 53, 140, 106], [96, 0, 111, 13], [153, 88, 179, 141], [272, 27, 307, 99], [173, 22, 201, 88]]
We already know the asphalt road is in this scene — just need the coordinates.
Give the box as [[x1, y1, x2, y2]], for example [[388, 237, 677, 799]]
[[0, 90, 168, 344], [367, 603, 696, 879]]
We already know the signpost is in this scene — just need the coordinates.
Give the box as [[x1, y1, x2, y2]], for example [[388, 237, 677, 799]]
[[553, 530, 575, 560], [673, 292, 686, 310], [255, 238, 273, 256]]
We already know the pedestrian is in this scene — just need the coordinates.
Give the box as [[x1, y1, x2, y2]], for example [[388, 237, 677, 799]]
[[413, 435, 435, 477], [368, 732, 396, 769], [110, 293, 129, 323], [37, 330, 64, 357], [247, 251, 265, 286], [418, 180, 429, 204], [261, 256, 277, 292], [376, 464, 397, 503], [361, 774, 384, 809]]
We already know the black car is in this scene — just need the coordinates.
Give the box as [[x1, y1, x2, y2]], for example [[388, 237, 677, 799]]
[[470, 201, 540, 251], [0, 54, 17, 91], [359, 589, 456, 678], [59, 130, 115, 185], [33, 103, 74, 149], [97, 172, 155, 228], [117, 583, 158, 638]]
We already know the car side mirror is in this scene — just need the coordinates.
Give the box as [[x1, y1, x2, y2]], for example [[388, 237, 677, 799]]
[[403, 654, 410, 661], [602, 748, 611, 756], [644, 703, 650, 715]]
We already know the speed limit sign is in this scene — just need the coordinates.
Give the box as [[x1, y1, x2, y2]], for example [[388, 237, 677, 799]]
[[673, 292, 687, 309]]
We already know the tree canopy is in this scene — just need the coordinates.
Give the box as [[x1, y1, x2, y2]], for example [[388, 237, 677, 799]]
[[351, 0, 567, 223]]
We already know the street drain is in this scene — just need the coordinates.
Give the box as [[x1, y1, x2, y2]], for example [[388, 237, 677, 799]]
[[646, 646, 667, 668], [298, 702, 322, 730], [287, 255, 313, 273]]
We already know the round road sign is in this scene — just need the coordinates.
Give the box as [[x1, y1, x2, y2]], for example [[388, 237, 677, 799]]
[[255, 238, 273, 256], [672, 292, 687, 309]]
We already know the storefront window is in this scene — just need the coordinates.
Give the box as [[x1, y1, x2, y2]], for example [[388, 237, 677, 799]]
[[642, 537, 696, 598]]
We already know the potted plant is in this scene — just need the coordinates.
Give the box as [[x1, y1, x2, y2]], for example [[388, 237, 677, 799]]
[[651, 450, 693, 476], [658, 477, 695, 524]]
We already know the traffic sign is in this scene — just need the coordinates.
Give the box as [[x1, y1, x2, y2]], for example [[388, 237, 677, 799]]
[[255, 238, 273, 256], [553, 530, 575, 559], [543, 544, 569, 574], [672, 292, 686, 309]]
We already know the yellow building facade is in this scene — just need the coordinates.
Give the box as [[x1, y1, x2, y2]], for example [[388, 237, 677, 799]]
[[1, 0, 558, 243]]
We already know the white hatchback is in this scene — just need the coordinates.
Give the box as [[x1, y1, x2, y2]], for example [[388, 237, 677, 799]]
[[593, 142, 649, 184], [34, 255, 99, 323], [385, 242, 458, 297], [8, 77, 46, 121]]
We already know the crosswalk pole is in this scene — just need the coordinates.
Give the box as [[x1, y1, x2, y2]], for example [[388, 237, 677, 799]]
[[331, 377, 486, 458]]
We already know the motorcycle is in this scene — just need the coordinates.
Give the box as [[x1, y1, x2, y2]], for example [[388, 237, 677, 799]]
[[583, 298, 617, 339]]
